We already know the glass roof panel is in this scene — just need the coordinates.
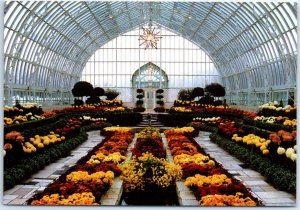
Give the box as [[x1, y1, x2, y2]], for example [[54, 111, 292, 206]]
[[3, 1, 297, 92]]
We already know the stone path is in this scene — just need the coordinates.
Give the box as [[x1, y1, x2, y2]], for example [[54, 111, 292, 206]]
[[100, 133, 137, 205], [161, 133, 199, 206], [196, 131, 296, 207]]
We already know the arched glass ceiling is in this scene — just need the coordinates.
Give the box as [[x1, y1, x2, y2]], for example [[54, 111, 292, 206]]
[[4, 1, 297, 93]]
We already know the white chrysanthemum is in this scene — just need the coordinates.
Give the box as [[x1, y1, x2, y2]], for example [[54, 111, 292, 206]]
[[277, 147, 286, 155], [294, 145, 297, 152], [290, 153, 297, 162], [286, 148, 295, 158]]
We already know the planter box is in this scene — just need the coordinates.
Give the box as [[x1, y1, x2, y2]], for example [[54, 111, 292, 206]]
[[122, 186, 179, 205]]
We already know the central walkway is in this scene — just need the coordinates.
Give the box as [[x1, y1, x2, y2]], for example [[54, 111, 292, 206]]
[[2, 128, 296, 206]]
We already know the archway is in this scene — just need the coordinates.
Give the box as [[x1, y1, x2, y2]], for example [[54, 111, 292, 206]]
[[132, 62, 168, 109], [132, 62, 168, 89]]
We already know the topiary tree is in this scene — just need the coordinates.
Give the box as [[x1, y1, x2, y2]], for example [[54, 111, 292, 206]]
[[205, 83, 226, 99], [94, 87, 105, 97], [178, 89, 193, 101], [135, 89, 144, 108], [156, 89, 164, 94], [104, 89, 119, 100], [192, 87, 204, 100], [86, 87, 105, 104], [137, 95, 144, 99], [199, 94, 214, 105], [137, 89, 144, 94], [72, 81, 94, 105], [136, 100, 144, 106], [72, 81, 93, 98], [155, 89, 164, 108]]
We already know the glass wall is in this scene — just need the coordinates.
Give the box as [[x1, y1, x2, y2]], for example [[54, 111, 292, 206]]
[[81, 25, 220, 102]]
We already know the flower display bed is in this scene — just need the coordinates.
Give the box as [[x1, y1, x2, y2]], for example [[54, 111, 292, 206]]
[[26, 127, 134, 205], [171, 101, 297, 194], [120, 127, 181, 205], [164, 127, 262, 206], [3, 99, 296, 206], [3, 103, 142, 190]]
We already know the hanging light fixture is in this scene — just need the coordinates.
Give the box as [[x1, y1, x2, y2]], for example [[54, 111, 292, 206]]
[[139, 24, 162, 49], [139, 4, 162, 50]]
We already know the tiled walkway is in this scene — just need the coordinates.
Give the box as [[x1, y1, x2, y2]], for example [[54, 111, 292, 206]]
[[196, 131, 296, 207], [2, 129, 297, 206]]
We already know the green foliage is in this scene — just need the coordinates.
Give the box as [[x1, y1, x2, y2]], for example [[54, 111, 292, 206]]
[[257, 108, 296, 119], [136, 95, 144, 99], [4, 113, 64, 133], [136, 100, 144, 105], [189, 123, 218, 133], [72, 81, 94, 97], [192, 87, 204, 99], [156, 100, 164, 105], [86, 96, 101, 104], [243, 116, 294, 132], [205, 83, 225, 97], [3, 123, 110, 190], [156, 95, 164, 99], [210, 133, 296, 193], [156, 89, 164, 94], [104, 89, 120, 100], [93, 87, 105, 96], [137, 89, 144, 94], [178, 89, 193, 101]]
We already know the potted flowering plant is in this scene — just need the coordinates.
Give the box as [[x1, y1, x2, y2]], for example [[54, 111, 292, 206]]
[[121, 153, 182, 205]]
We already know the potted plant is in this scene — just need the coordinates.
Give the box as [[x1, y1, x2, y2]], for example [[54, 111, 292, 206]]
[[121, 153, 182, 205]]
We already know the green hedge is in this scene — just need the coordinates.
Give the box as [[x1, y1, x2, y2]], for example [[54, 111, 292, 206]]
[[209, 133, 296, 193], [3, 123, 111, 190]]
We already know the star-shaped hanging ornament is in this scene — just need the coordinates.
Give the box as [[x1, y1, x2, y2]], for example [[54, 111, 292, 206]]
[[139, 26, 162, 49]]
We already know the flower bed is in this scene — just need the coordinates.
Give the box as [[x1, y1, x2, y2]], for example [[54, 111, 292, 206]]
[[4, 103, 54, 126], [101, 126, 134, 136], [257, 101, 296, 119], [192, 117, 234, 128], [244, 116, 295, 132], [210, 133, 296, 193], [121, 127, 181, 205], [164, 128, 261, 206], [4, 123, 110, 190], [53, 103, 126, 114], [220, 127, 296, 171], [132, 127, 166, 158], [4, 116, 108, 166], [27, 129, 134, 205]]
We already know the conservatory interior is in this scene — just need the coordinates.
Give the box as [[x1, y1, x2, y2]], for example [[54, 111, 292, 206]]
[[2, 1, 298, 207]]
